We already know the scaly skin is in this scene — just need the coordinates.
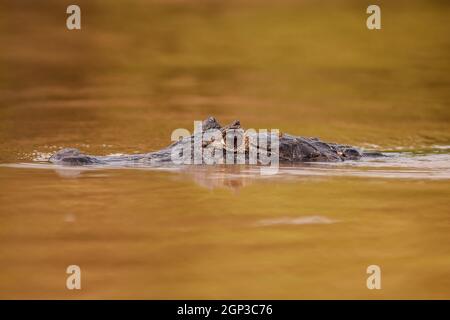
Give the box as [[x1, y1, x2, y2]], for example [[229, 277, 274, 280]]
[[49, 116, 377, 166]]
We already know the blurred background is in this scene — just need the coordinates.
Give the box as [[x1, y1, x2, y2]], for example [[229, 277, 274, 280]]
[[0, 0, 449, 160]]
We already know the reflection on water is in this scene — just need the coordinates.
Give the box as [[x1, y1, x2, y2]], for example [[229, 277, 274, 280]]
[[1, 160, 449, 299], [254, 215, 336, 226], [0, 0, 449, 299], [4, 148, 450, 186]]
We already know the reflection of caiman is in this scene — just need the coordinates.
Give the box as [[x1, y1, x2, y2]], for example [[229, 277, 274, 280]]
[[49, 116, 382, 166]]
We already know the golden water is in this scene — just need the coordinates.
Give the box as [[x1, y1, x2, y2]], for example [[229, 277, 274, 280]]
[[0, 0, 449, 299]]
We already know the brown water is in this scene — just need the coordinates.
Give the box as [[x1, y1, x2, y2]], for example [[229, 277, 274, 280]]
[[1, 0, 449, 299]]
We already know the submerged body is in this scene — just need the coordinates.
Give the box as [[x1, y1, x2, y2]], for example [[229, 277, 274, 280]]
[[49, 117, 379, 166]]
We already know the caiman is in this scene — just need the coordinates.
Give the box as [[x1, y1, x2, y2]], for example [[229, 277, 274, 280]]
[[49, 116, 381, 166]]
